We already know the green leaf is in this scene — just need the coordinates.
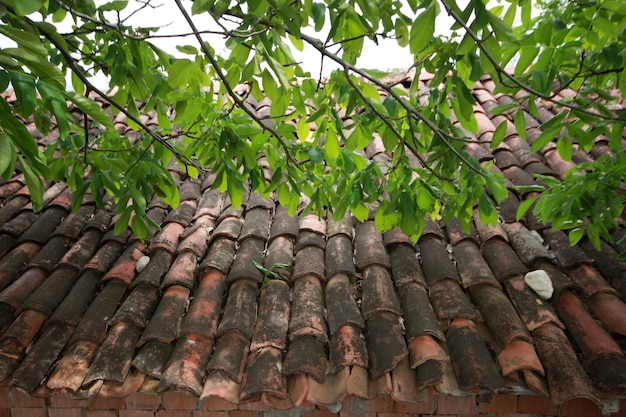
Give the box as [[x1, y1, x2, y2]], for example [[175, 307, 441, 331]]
[[0, 25, 47, 55], [619, 68, 626, 98], [4, 0, 45, 16], [17, 154, 43, 211], [410, 3, 436, 55], [65, 91, 116, 131], [556, 137, 573, 162], [514, 110, 527, 141], [0, 133, 15, 178], [569, 228, 584, 246], [485, 174, 507, 203], [324, 130, 340, 161], [516, 196, 538, 221], [10, 72, 37, 117], [312, 2, 326, 31], [530, 127, 560, 153], [261, 69, 279, 101], [491, 120, 507, 149]]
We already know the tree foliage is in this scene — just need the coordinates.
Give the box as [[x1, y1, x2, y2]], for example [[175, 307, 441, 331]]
[[0, 0, 625, 252]]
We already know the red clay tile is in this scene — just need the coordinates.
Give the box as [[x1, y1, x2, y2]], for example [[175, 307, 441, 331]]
[[565, 263, 616, 298], [161, 251, 199, 290], [295, 231, 325, 252], [326, 234, 356, 279], [365, 311, 408, 380], [180, 269, 227, 338], [532, 323, 599, 405], [264, 236, 294, 280], [579, 238, 626, 300], [88, 395, 127, 409], [327, 212, 353, 238], [388, 244, 426, 288], [132, 249, 175, 288], [300, 214, 326, 235], [361, 265, 402, 320], [46, 340, 100, 391], [211, 217, 243, 241], [159, 335, 213, 396], [307, 367, 348, 405], [481, 238, 528, 281], [0, 309, 47, 361], [150, 222, 185, 254], [391, 356, 429, 403], [422, 217, 445, 239], [587, 292, 626, 336], [502, 276, 564, 331], [18, 265, 79, 316], [178, 225, 211, 258], [543, 229, 590, 268], [133, 340, 174, 378], [499, 193, 522, 223], [447, 319, 506, 393], [101, 241, 146, 285], [207, 331, 250, 383], [71, 279, 128, 344], [468, 284, 531, 346], [325, 275, 365, 335], [29, 235, 72, 272], [58, 229, 102, 271], [293, 246, 326, 281], [283, 335, 328, 383], [216, 280, 258, 339], [54, 205, 96, 239], [18, 206, 67, 244], [239, 208, 271, 242], [227, 238, 265, 284], [0, 242, 39, 291], [109, 284, 160, 329], [240, 347, 286, 401], [502, 222, 552, 265], [354, 222, 391, 270], [428, 278, 481, 321], [329, 324, 368, 374], [200, 237, 237, 275], [445, 218, 477, 246], [141, 285, 190, 345], [162, 391, 200, 410], [250, 280, 289, 350], [418, 236, 461, 285], [0, 234, 18, 260], [407, 335, 446, 369], [453, 240, 501, 289], [164, 200, 197, 228], [289, 275, 327, 340], [555, 291, 626, 390], [437, 394, 476, 414], [83, 240, 124, 274], [195, 189, 224, 219], [200, 371, 241, 403], [99, 368, 145, 397], [269, 206, 298, 241], [0, 267, 47, 311], [497, 339, 544, 378], [84, 321, 143, 384]]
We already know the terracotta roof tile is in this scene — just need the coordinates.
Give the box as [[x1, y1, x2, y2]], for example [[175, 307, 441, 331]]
[[447, 318, 506, 393], [2, 75, 626, 409], [289, 275, 327, 340]]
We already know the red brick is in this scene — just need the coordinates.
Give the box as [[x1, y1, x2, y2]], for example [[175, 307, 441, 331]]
[[119, 410, 154, 417], [11, 408, 47, 417], [157, 411, 192, 417], [201, 397, 238, 411], [11, 389, 46, 408], [437, 395, 476, 415], [561, 398, 602, 417], [237, 401, 271, 411], [193, 412, 229, 417], [230, 410, 261, 417], [365, 395, 394, 412], [517, 395, 558, 416], [395, 398, 435, 414], [50, 394, 89, 408], [0, 387, 10, 407], [126, 392, 162, 409], [49, 408, 84, 417], [312, 408, 337, 417], [162, 392, 199, 410], [339, 411, 375, 417], [0, 408, 9, 417], [89, 396, 127, 410], [478, 394, 517, 413], [378, 413, 410, 417], [86, 411, 117, 417]]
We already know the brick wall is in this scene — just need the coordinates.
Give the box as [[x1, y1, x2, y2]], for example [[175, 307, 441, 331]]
[[0, 387, 624, 417]]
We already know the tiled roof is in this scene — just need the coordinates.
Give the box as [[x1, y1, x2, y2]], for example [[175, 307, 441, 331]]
[[1, 73, 626, 413]]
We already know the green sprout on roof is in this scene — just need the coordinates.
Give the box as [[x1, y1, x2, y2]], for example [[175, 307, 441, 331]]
[[253, 261, 293, 289]]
